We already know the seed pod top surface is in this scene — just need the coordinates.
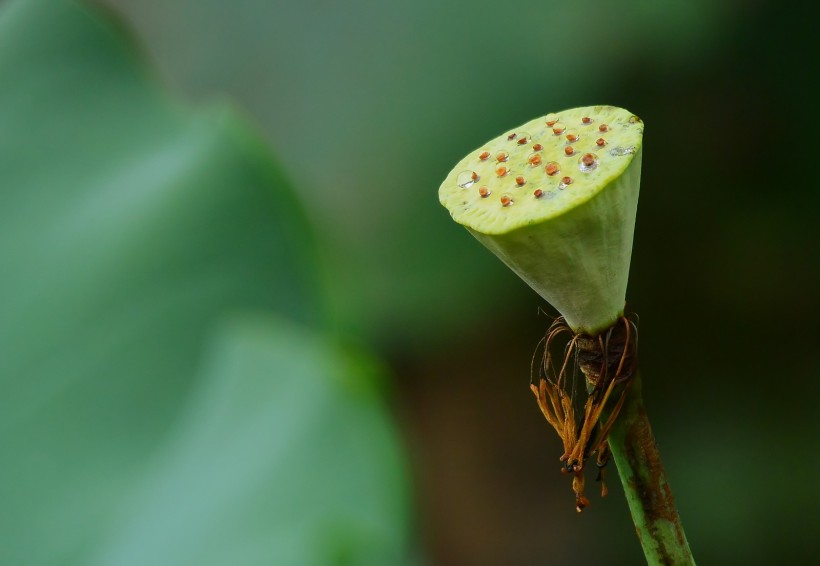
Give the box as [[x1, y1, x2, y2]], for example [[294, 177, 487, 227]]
[[439, 105, 643, 236]]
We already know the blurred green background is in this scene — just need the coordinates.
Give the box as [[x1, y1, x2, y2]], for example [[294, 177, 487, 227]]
[[1, 0, 817, 564]]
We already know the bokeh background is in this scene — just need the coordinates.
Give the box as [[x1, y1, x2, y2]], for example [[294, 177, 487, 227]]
[[1, 0, 818, 564]]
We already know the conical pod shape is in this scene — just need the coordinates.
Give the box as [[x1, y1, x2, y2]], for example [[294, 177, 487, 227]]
[[439, 105, 643, 335]]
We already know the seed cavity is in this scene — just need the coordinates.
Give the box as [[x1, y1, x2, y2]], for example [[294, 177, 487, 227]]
[[516, 175, 526, 186], [479, 150, 491, 161], [528, 153, 543, 167], [457, 170, 478, 188], [478, 186, 490, 198], [500, 194, 513, 207], [545, 162, 560, 176], [579, 153, 598, 172]]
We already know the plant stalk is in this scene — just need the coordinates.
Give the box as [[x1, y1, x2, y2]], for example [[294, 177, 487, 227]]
[[605, 374, 696, 566]]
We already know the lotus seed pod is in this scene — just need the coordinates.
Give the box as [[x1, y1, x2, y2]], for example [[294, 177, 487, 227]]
[[439, 105, 643, 335]]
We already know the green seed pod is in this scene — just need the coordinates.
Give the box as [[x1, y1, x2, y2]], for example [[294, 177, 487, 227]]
[[439, 105, 643, 335]]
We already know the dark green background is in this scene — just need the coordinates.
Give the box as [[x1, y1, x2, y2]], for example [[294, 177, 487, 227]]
[[3, 0, 818, 563]]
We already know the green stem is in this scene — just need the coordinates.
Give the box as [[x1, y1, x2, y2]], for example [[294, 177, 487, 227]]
[[606, 374, 696, 566]]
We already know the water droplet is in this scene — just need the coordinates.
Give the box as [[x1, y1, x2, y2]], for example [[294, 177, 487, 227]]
[[596, 138, 607, 147], [578, 153, 598, 172], [552, 125, 566, 135], [545, 162, 560, 176], [609, 146, 637, 157], [496, 165, 509, 177], [558, 176, 573, 189], [500, 194, 513, 207], [566, 130, 580, 143], [457, 170, 478, 188], [599, 124, 609, 132], [564, 146, 575, 156], [533, 188, 544, 198], [516, 175, 526, 186], [479, 150, 491, 161], [527, 153, 542, 167], [479, 186, 491, 198], [582, 116, 592, 124], [496, 151, 509, 162], [532, 143, 543, 151], [544, 190, 556, 200]]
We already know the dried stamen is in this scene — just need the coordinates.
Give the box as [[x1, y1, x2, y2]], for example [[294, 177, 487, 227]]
[[530, 315, 637, 511]]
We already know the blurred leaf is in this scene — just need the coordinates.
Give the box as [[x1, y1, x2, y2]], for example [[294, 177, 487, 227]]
[[0, 0, 407, 563], [92, 314, 410, 566]]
